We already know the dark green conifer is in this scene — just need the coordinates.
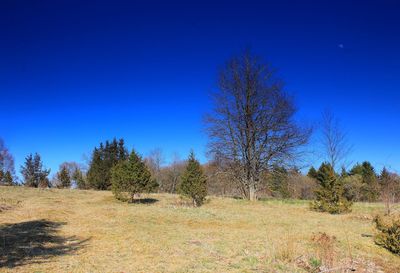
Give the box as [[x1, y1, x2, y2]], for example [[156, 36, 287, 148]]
[[57, 165, 71, 188], [178, 151, 207, 207], [118, 139, 128, 161], [307, 166, 318, 179], [3, 171, 13, 186], [20, 153, 50, 188], [87, 138, 128, 190]]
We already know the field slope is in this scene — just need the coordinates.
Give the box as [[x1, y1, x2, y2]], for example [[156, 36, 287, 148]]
[[0, 186, 399, 272]]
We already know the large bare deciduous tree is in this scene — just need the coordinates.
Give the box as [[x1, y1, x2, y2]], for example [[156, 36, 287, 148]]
[[205, 52, 311, 200]]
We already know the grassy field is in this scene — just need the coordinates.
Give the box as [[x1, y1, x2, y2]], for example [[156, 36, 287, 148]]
[[0, 186, 399, 272]]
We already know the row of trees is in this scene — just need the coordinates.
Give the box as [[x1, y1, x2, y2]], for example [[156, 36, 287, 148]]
[[309, 162, 400, 214], [1, 51, 399, 211], [0, 137, 207, 206], [8, 142, 396, 211]]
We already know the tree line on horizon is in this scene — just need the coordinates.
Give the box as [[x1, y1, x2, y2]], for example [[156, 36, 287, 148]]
[[1, 51, 399, 211]]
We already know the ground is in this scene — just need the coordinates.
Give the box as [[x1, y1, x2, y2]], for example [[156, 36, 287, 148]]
[[0, 186, 399, 272]]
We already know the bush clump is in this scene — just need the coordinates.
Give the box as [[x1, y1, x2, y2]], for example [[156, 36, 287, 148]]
[[311, 163, 352, 214], [374, 214, 400, 255], [111, 149, 158, 202]]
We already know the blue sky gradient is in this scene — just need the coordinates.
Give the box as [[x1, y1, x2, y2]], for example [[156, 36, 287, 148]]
[[1, 0, 399, 177]]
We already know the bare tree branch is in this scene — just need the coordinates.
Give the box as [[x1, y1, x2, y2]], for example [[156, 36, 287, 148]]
[[320, 110, 353, 171]]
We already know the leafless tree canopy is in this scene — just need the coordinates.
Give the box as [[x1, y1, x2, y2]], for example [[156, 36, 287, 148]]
[[380, 169, 400, 215], [159, 153, 186, 193], [0, 138, 15, 175], [320, 110, 352, 171], [205, 52, 311, 200]]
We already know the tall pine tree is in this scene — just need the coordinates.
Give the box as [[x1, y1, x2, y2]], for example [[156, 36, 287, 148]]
[[178, 151, 207, 207], [350, 161, 380, 202], [87, 138, 128, 190], [20, 153, 50, 188], [307, 166, 318, 180]]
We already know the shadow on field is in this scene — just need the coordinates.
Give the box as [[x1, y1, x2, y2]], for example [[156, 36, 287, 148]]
[[130, 198, 158, 204], [0, 219, 89, 268]]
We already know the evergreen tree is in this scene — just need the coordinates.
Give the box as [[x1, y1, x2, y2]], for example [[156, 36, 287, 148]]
[[118, 139, 128, 161], [0, 169, 3, 185], [87, 147, 106, 189], [87, 138, 128, 190], [312, 162, 352, 214], [178, 151, 207, 207], [111, 149, 157, 202], [3, 171, 13, 186], [307, 166, 318, 179], [57, 165, 71, 188], [380, 167, 390, 182], [340, 166, 348, 178], [72, 169, 87, 189], [350, 161, 380, 202], [20, 153, 50, 188]]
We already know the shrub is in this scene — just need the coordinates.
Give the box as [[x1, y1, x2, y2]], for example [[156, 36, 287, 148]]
[[111, 150, 157, 202], [178, 151, 207, 207], [287, 174, 317, 200], [311, 163, 352, 214], [350, 162, 380, 202], [374, 214, 400, 255]]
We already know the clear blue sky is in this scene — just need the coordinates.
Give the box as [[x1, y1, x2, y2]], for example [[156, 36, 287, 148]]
[[1, 0, 399, 177]]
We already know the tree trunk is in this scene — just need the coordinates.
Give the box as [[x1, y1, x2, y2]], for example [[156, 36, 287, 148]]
[[249, 183, 257, 201]]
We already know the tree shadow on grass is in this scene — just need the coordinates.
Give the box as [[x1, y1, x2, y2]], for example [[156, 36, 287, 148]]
[[130, 198, 159, 204], [0, 219, 89, 268]]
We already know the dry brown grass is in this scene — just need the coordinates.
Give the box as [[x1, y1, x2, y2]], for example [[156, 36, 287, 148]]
[[0, 186, 399, 272]]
